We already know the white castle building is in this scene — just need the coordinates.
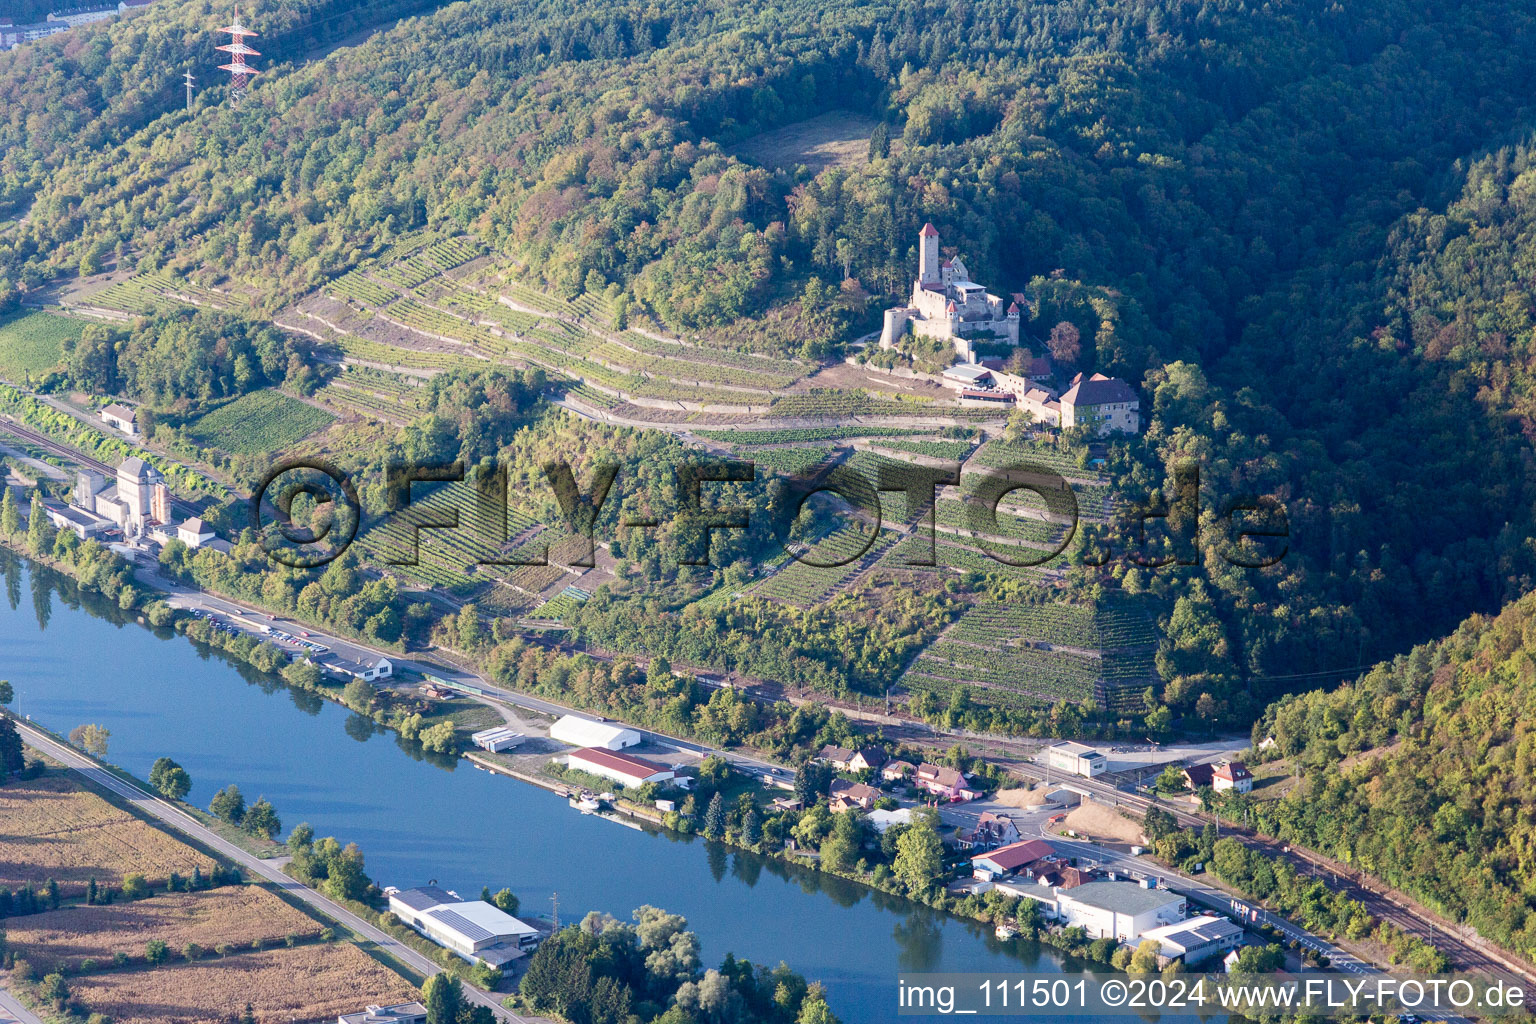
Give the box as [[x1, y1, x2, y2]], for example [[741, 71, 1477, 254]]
[[878, 224, 1022, 361]]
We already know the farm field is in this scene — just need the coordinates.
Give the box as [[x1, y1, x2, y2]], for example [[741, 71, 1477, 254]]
[[5, 886, 324, 973], [0, 772, 213, 895], [0, 311, 82, 379], [183, 391, 336, 455], [66, 941, 417, 1024]]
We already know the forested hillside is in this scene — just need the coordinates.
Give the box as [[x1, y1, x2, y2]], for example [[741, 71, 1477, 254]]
[[1235, 138, 1536, 962], [5, 0, 1536, 724], [1247, 589, 1536, 963]]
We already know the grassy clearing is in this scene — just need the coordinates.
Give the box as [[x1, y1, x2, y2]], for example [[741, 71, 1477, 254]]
[[0, 310, 83, 379], [184, 391, 335, 455], [0, 772, 215, 895], [730, 111, 886, 173], [66, 941, 418, 1024]]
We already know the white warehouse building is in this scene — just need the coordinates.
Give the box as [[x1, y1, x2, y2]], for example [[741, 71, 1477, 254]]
[[1054, 880, 1186, 941], [550, 714, 641, 750], [1041, 741, 1107, 778], [388, 887, 539, 966]]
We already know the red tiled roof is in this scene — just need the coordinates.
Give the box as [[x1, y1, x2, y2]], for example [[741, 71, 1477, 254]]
[[569, 747, 670, 779], [920, 223, 939, 237], [972, 838, 1056, 871]]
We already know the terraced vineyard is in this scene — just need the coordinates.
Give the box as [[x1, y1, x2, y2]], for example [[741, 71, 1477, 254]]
[[747, 523, 893, 607], [374, 238, 484, 289], [317, 366, 429, 420], [870, 438, 976, 461], [900, 601, 1105, 708], [695, 426, 925, 444], [970, 438, 1089, 475], [92, 272, 250, 314], [731, 445, 838, 476], [362, 480, 544, 595], [769, 390, 940, 417], [899, 595, 1158, 710], [879, 534, 1057, 576]]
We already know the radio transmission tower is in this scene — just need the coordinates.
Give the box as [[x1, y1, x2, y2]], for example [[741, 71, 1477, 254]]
[[215, 6, 260, 107]]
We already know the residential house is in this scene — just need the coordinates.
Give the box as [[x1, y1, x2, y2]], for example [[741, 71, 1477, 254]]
[[1059, 373, 1140, 435], [817, 744, 855, 769], [847, 747, 888, 772], [828, 780, 879, 812], [176, 516, 216, 549], [100, 403, 139, 436], [1182, 763, 1216, 791], [915, 762, 977, 802], [955, 811, 1020, 851], [1212, 761, 1253, 794], [970, 838, 1057, 881], [881, 760, 916, 782]]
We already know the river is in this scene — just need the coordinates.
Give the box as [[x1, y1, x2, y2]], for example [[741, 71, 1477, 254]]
[[0, 554, 1212, 1023]]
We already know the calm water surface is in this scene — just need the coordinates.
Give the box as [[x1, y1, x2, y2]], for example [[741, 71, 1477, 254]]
[[0, 554, 1213, 1023]]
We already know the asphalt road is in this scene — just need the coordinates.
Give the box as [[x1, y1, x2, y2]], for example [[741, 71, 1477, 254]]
[[0, 990, 44, 1024], [15, 721, 533, 1024]]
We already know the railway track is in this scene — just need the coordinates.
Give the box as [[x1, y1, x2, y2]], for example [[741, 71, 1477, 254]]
[[0, 416, 203, 517]]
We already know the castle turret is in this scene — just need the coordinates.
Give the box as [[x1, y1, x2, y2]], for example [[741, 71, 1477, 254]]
[[919, 223, 940, 286]]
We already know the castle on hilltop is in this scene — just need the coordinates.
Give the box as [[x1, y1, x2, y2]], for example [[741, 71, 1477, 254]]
[[878, 223, 1022, 362]]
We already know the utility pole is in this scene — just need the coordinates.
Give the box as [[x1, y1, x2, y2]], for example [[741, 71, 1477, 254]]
[[183, 70, 195, 111], [550, 891, 559, 931]]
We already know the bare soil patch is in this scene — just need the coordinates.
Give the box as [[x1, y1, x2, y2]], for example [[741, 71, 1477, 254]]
[[992, 786, 1052, 809], [1058, 801, 1144, 845]]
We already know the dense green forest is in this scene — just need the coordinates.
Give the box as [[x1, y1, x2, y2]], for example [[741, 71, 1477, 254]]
[[4, 0, 1536, 726], [1244, 586, 1536, 963]]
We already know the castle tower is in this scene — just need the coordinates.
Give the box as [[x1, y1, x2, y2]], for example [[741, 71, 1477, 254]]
[[919, 223, 940, 286]]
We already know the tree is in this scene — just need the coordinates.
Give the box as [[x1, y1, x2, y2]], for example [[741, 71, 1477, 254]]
[[703, 791, 726, 840], [38, 972, 67, 1007], [144, 939, 168, 964], [149, 757, 191, 800], [867, 122, 890, 162], [1128, 938, 1162, 973], [0, 487, 18, 536], [1047, 320, 1081, 365], [423, 972, 463, 1024], [795, 760, 832, 805], [1154, 765, 1187, 795], [243, 797, 282, 840], [893, 816, 944, 897], [210, 784, 245, 824], [490, 888, 519, 915], [239, 1004, 256, 1024], [741, 806, 762, 848], [342, 678, 374, 711], [0, 717, 23, 777], [419, 721, 456, 754], [68, 723, 109, 758], [26, 491, 53, 553], [0, 679, 13, 704], [122, 873, 150, 899]]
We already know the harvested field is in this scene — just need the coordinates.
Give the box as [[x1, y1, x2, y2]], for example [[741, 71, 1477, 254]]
[[1058, 801, 1144, 845], [67, 942, 417, 1024], [0, 773, 213, 895], [6, 886, 324, 973]]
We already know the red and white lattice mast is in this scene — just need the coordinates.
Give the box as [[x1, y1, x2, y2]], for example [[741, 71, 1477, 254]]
[[215, 6, 260, 107]]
